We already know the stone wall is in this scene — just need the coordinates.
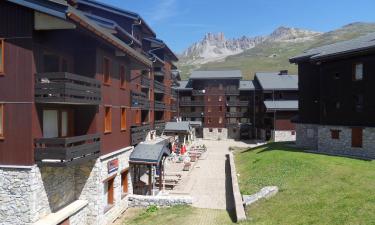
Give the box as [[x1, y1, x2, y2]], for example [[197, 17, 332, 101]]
[[227, 127, 240, 140], [273, 130, 296, 142], [69, 205, 88, 225], [317, 125, 375, 159], [128, 194, 192, 208], [295, 123, 318, 149], [203, 128, 228, 140]]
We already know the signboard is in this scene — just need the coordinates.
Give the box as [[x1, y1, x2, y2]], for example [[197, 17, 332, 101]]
[[108, 159, 119, 174]]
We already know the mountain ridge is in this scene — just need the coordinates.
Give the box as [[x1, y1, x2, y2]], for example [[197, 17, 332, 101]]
[[178, 22, 375, 80]]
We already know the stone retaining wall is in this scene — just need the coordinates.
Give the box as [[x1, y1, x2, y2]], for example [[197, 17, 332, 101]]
[[226, 153, 246, 222], [128, 194, 193, 208]]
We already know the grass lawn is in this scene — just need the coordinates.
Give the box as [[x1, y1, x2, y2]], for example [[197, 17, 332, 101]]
[[235, 142, 375, 225], [122, 143, 375, 225]]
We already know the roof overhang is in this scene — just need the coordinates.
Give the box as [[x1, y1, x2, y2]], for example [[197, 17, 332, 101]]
[[129, 144, 170, 165], [8, 0, 68, 19]]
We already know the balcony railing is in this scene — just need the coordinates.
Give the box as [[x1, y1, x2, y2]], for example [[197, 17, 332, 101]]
[[226, 112, 247, 117], [141, 76, 151, 88], [226, 101, 249, 106], [170, 104, 177, 112], [154, 80, 165, 92], [180, 112, 204, 118], [131, 125, 151, 145], [154, 101, 166, 110], [226, 123, 240, 128], [35, 72, 101, 105], [179, 100, 205, 106], [171, 89, 178, 99], [225, 88, 240, 95], [131, 91, 150, 109], [154, 121, 166, 132], [154, 67, 165, 76], [35, 134, 100, 167], [192, 90, 206, 96]]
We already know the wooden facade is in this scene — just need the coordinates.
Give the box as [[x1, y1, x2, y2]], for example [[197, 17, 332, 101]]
[[0, 0, 179, 166]]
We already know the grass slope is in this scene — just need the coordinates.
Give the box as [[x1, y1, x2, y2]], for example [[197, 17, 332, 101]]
[[178, 23, 375, 80], [124, 143, 375, 225], [235, 143, 375, 225]]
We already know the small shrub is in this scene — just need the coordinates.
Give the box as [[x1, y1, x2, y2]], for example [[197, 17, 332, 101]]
[[146, 205, 158, 213]]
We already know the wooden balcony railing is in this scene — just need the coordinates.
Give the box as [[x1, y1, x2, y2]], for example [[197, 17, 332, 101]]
[[226, 101, 249, 106], [141, 76, 151, 88], [225, 112, 247, 117], [35, 134, 100, 167], [131, 91, 150, 109], [180, 112, 204, 117], [154, 67, 165, 76], [35, 72, 101, 105], [154, 101, 166, 110], [131, 124, 151, 145], [154, 80, 165, 92], [180, 100, 205, 106]]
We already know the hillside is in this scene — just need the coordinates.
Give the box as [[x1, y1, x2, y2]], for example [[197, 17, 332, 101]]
[[178, 22, 375, 80]]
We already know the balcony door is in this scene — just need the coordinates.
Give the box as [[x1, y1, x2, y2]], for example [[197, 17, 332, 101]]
[[43, 109, 73, 138]]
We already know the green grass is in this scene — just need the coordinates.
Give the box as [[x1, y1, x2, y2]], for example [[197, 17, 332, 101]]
[[235, 142, 375, 225], [123, 143, 375, 225]]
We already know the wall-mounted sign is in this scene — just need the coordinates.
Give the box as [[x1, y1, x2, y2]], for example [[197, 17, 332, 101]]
[[108, 159, 119, 174]]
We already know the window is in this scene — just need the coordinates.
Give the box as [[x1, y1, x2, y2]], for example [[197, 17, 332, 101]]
[[354, 94, 364, 112], [291, 131, 296, 136], [330, 130, 340, 139], [120, 65, 126, 89], [208, 107, 212, 113], [219, 106, 223, 112], [207, 97, 211, 102], [42, 109, 72, 138], [351, 127, 363, 148], [218, 128, 222, 133], [209, 128, 213, 132], [219, 117, 223, 124], [103, 57, 111, 85], [335, 101, 341, 109], [208, 118, 212, 124], [219, 84, 223, 90], [0, 104, 3, 138], [0, 39, 4, 74], [135, 110, 141, 124], [353, 63, 363, 81], [104, 107, 112, 133], [334, 72, 340, 80], [106, 177, 115, 206], [121, 169, 129, 197], [121, 107, 127, 131], [218, 96, 223, 102]]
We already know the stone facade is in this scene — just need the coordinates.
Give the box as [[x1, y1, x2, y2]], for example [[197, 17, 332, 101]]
[[203, 128, 228, 140], [227, 127, 240, 140], [0, 147, 134, 225], [273, 130, 296, 142], [128, 194, 193, 208], [295, 123, 318, 149], [317, 125, 375, 159], [296, 123, 375, 159]]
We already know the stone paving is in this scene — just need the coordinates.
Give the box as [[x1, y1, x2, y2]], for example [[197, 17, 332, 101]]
[[169, 139, 259, 209]]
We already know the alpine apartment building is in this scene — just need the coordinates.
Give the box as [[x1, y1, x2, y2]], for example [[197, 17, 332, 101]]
[[290, 32, 375, 159], [0, 0, 178, 224], [175, 70, 298, 141]]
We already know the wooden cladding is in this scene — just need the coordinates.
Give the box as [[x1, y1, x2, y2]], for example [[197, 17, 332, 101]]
[[0, 104, 3, 139], [120, 64, 126, 89], [103, 57, 111, 85], [0, 39, 4, 74], [104, 106, 112, 133], [121, 107, 127, 131], [351, 127, 363, 148]]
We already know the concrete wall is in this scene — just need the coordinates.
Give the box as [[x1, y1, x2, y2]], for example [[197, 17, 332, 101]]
[[203, 128, 228, 140], [273, 130, 296, 142]]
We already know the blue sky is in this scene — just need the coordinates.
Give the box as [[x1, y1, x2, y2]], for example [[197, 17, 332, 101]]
[[102, 0, 375, 53]]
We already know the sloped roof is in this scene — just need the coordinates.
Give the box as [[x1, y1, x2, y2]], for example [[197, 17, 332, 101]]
[[239, 80, 255, 90], [174, 80, 192, 90], [8, 0, 68, 18], [188, 121, 202, 127], [164, 121, 191, 132], [255, 72, 298, 90], [264, 100, 298, 111], [130, 144, 170, 164], [190, 70, 242, 79], [290, 32, 375, 62]]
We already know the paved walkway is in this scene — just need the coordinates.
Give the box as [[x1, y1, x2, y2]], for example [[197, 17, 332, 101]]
[[171, 140, 258, 209]]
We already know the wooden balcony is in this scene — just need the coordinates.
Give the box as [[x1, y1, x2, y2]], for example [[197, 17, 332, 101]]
[[131, 124, 151, 145], [154, 101, 166, 111], [154, 80, 165, 93], [131, 91, 150, 109], [226, 112, 247, 117], [225, 88, 240, 95], [192, 90, 206, 96], [141, 76, 151, 88], [154, 67, 165, 76], [226, 100, 249, 106], [35, 72, 101, 105], [154, 121, 166, 132], [180, 112, 204, 117], [180, 100, 205, 106], [35, 134, 100, 167]]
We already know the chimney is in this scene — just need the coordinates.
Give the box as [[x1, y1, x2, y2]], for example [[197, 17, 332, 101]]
[[279, 70, 288, 75]]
